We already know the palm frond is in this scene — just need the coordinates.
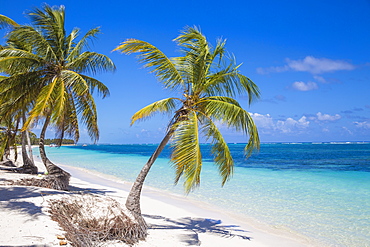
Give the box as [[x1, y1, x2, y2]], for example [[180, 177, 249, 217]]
[[27, 4, 66, 58], [23, 76, 58, 130], [65, 27, 80, 57], [0, 48, 42, 74], [131, 98, 179, 125], [198, 96, 260, 156], [66, 27, 100, 61], [114, 39, 183, 89], [80, 74, 110, 98], [0, 14, 19, 29], [61, 70, 89, 96], [68, 51, 116, 74], [75, 93, 99, 142], [171, 112, 202, 193], [174, 26, 211, 94], [201, 119, 233, 185], [50, 78, 66, 123], [205, 62, 260, 102], [55, 94, 80, 143], [7, 25, 57, 61]]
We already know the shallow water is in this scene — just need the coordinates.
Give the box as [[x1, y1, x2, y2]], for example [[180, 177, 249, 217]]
[[40, 143, 370, 247]]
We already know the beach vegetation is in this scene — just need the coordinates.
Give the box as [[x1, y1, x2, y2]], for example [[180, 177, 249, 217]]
[[0, 4, 115, 189], [114, 26, 260, 238], [49, 194, 142, 246]]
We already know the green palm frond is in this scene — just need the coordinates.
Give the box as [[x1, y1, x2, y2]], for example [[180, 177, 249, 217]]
[[61, 70, 89, 96], [66, 27, 100, 61], [28, 4, 66, 57], [131, 98, 179, 125], [0, 48, 42, 74], [68, 51, 116, 74], [198, 96, 259, 156], [114, 39, 183, 90], [0, 71, 43, 98], [174, 26, 209, 57], [55, 94, 80, 144], [51, 78, 67, 123], [65, 27, 80, 56], [75, 93, 99, 142], [23, 77, 58, 130], [171, 112, 202, 193], [0, 14, 19, 29], [205, 61, 260, 102], [174, 27, 211, 94], [201, 119, 233, 185], [80, 74, 110, 98], [8, 25, 57, 61]]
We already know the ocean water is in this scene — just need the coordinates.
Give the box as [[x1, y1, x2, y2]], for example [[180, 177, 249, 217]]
[[40, 143, 370, 247]]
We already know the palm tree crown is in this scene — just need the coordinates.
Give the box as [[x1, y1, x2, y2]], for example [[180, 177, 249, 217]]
[[115, 26, 259, 193], [0, 4, 115, 144], [0, 5, 115, 188]]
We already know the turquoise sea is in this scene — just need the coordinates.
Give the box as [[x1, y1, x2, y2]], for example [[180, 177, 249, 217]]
[[41, 143, 370, 247]]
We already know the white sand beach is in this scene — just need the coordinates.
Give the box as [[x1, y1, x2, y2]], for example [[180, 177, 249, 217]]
[[0, 151, 319, 247]]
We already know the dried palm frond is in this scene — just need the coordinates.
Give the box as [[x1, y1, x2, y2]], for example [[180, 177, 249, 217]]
[[48, 194, 145, 247]]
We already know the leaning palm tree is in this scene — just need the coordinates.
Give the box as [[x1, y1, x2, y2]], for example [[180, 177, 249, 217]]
[[114, 26, 260, 237], [0, 37, 38, 173], [0, 5, 115, 189]]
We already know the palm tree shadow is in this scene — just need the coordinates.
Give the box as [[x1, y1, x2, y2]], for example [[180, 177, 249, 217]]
[[68, 185, 116, 195], [143, 214, 251, 245]]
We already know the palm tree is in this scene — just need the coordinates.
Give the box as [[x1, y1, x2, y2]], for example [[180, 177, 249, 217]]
[[0, 4, 115, 189], [0, 31, 38, 173], [0, 114, 18, 163], [114, 26, 260, 236]]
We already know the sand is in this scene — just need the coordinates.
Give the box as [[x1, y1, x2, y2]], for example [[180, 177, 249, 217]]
[[0, 149, 319, 247]]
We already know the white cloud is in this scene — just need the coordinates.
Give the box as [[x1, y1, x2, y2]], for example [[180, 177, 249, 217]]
[[256, 65, 289, 74], [276, 116, 310, 133], [316, 112, 341, 121], [251, 113, 310, 134], [354, 121, 370, 129], [250, 113, 275, 130], [292, 81, 318, 91], [313, 75, 327, 83], [257, 56, 355, 75], [286, 56, 355, 74], [342, 127, 353, 135]]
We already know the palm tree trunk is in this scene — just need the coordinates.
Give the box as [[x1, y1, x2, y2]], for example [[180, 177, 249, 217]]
[[26, 129, 34, 163], [19, 113, 38, 174], [39, 115, 71, 190], [20, 129, 38, 174], [12, 119, 20, 162], [125, 128, 174, 236]]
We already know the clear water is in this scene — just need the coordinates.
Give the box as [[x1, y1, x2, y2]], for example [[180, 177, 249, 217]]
[[39, 143, 370, 247]]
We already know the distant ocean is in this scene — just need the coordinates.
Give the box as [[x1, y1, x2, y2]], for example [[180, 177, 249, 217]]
[[41, 143, 370, 247]]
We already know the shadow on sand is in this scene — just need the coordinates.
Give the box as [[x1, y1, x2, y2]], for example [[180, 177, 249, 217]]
[[144, 214, 252, 245], [0, 186, 66, 218]]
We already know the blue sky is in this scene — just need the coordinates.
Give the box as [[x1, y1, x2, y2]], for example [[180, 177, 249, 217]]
[[2, 0, 370, 143]]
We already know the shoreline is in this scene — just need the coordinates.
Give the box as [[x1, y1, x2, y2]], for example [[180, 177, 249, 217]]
[[0, 150, 322, 246], [57, 162, 321, 246]]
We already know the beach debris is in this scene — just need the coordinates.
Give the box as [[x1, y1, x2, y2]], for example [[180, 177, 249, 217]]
[[48, 194, 143, 247], [4, 173, 70, 191], [59, 240, 68, 245]]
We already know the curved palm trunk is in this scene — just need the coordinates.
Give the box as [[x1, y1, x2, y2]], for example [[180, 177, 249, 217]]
[[125, 129, 173, 236], [19, 114, 37, 174], [26, 129, 34, 163], [39, 115, 71, 190], [20, 129, 38, 174]]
